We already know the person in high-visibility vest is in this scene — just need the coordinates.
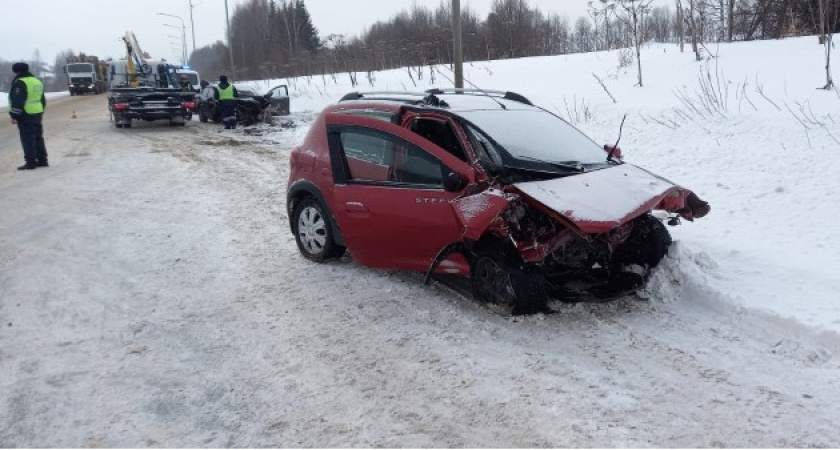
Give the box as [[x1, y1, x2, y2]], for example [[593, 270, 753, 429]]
[[8, 62, 48, 170], [213, 75, 239, 129]]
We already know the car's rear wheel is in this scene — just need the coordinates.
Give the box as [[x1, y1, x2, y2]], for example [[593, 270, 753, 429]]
[[292, 198, 345, 262], [472, 244, 548, 315]]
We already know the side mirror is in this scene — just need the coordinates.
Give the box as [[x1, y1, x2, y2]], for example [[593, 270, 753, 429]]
[[603, 144, 623, 160], [444, 172, 466, 192], [264, 91, 274, 98]]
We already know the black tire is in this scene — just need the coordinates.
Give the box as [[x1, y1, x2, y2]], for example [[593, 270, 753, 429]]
[[642, 216, 672, 268], [199, 110, 208, 122], [472, 243, 548, 315], [615, 214, 673, 270], [123, 121, 132, 129], [291, 197, 345, 262], [115, 123, 124, 129]]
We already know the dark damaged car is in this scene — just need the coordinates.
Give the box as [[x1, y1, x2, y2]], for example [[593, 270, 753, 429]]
[[198, 83, 271, 126], [286, 89, 710, 314]]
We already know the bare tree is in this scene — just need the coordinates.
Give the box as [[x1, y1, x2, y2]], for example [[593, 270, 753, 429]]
[[589, 0, 618, 50], [727, 0, 735, 41], [816, 0, 839, 89], [688, 0, 702, 60], [676, 0, 685, 51], [617, 0, 654, 86]]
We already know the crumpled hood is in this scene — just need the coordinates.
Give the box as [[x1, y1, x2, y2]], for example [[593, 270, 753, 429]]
[[512, 164, 681, 234]]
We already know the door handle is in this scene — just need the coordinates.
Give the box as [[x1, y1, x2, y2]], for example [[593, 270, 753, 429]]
[[344, 202, 368, 212]]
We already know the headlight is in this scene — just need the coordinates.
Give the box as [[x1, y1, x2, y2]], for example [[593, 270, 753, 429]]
[[88, 85, 94, 88]]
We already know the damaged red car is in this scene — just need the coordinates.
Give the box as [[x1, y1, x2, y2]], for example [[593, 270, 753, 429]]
[[287, 89, 709, 314]]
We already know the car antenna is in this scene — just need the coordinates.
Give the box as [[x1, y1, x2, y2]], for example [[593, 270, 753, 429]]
[[438, 65, 506, 110], [607, 114, 627, 162]]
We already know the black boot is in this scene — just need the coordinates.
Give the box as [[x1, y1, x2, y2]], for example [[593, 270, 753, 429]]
[[17, 163, 37, 170], [36, 160, 49, 167]]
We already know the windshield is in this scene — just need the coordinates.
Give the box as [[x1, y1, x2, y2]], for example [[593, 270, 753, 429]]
[[460, 110, 606, 165], [177, 73, 199, 85], [66, 63, 93, 73]]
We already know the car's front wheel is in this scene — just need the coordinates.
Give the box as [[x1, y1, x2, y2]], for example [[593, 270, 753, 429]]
[[472, 244, 548, 315], [292, 198, 345, 262]]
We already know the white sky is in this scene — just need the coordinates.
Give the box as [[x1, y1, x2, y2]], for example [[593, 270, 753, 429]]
[[0, 0, 668, 65]]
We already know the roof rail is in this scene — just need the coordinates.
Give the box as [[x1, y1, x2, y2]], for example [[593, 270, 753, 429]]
[[339, 91, 428, 103], [425, 88, 533, 106]]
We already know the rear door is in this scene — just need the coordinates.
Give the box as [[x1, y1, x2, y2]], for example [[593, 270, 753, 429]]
[[324, 113, 475, 271]]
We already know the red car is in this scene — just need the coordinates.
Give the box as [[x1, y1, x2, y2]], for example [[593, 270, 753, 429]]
[[287, 89, 709, 314]]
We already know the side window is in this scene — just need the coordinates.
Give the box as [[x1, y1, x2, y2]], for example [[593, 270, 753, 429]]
[[409, 118, 469, 162], [339, 129, 446, 187], [342, 109, 397, 123], [395, 144, 445, 186], [340, 131, 393, 182]]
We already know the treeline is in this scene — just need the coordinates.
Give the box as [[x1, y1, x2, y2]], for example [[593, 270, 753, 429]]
[[185, 0, 838, 82]]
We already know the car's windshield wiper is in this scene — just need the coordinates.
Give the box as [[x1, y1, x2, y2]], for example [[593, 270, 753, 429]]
[[517, 156, 586, 172]]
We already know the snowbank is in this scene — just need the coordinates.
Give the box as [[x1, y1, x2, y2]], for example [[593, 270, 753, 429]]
[[260, 36, 840, 333], [0, 91, 70, 110]]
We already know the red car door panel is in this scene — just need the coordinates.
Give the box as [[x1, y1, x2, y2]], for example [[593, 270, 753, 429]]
[[324, 113, 475, 271]]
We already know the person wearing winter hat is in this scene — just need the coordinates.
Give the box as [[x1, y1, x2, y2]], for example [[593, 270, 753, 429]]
[[213, 75, 238, 129], [8, 62, 48, 170]]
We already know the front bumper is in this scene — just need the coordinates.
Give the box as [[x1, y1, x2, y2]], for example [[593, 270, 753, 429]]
[[113, 107, 188, 121]]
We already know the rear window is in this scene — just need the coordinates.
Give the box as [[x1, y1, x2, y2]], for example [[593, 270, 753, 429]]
[[177, 73, 199, 85]]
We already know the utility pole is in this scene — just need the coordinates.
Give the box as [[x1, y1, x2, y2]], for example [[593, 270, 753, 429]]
[[189, 0, 196, 55], [225, 0, 235, 80], [452, 0, 463, 89]]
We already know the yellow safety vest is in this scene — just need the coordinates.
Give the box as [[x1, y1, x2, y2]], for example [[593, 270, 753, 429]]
[[217, 85, 235, 101], [19, 76, 45, 114]]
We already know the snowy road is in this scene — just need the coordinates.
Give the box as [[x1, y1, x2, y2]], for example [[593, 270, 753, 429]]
[[1, 95, 839, 447]]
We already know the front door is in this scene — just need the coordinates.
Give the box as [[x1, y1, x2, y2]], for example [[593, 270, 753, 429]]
[[325, 113, 475, 272]]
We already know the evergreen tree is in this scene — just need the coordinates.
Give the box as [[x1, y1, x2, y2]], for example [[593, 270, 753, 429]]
[[295, 0, 321, 52]]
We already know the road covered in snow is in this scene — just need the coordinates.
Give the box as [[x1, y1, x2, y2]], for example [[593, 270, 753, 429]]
[[2, 37, 840, 447]]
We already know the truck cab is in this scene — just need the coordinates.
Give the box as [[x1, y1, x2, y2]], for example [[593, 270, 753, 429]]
[[64, 60, 107, 95]]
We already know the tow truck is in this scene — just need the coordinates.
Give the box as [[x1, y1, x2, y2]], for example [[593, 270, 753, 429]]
[[107, 32, 198, 128]]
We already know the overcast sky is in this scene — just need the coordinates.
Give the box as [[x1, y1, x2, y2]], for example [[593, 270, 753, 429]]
[[0, 0, 668, 67]]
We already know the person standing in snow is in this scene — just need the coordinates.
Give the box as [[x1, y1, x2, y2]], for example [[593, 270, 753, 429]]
[[199, 80, 214, 101], [8, 62, 48, 171], [213, 75, 238, 130]]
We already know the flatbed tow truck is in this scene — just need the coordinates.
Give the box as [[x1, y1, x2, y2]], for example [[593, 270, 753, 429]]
[[107, 32, 197, 128]]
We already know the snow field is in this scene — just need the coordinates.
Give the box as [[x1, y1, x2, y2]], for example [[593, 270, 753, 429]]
[[254, 35, 840, 334]]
